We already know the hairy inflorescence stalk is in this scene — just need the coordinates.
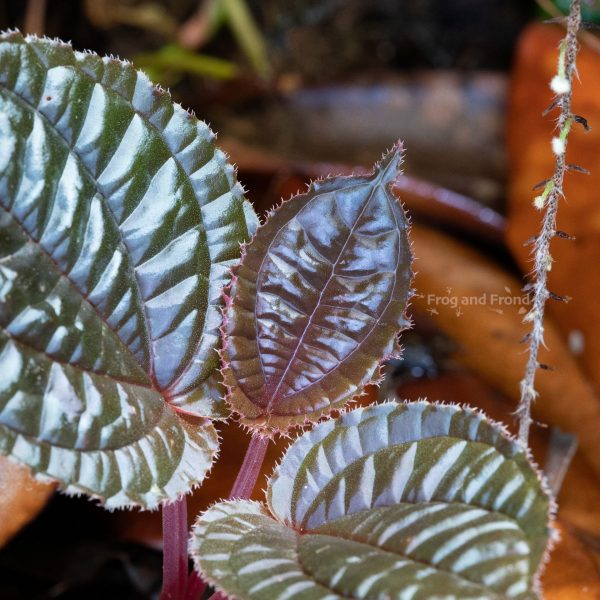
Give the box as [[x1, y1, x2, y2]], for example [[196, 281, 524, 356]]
[[517, 0, 585, 445]]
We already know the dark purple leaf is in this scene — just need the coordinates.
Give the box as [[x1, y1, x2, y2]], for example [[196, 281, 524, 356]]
[[222, 145, 413, 433]]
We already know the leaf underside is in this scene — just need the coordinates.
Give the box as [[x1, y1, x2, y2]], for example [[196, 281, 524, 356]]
[[222, 147, 412, 434], [0, 31, 257, 508], [192, 402, 552, 600]]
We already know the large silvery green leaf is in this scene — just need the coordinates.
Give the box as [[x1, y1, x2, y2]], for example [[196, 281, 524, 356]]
[[222, 147, 412, 434], [192, 402, 553, 600], [0, 31, 258, 508]]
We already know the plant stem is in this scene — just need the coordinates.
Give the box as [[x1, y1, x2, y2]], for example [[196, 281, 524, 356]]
[[536, 0, 600, 54], [229, 433, 269, 499], [198, 434, 269, 600], [185, 570, 208, 600], [221, 0, 271, 78], [161, 496, 190, 600], [517, 0, 582, 445], [23, 0, 47, 35]]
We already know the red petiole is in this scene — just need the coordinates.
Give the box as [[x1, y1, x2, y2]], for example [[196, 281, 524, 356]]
[[161, 433, 270, 600]]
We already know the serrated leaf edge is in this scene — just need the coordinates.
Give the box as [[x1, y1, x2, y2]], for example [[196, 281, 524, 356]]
[[267, 399, 557, 594], [0, 29, 257, 419], [192, 401, 555, 599], [219, 143, 415, 436]]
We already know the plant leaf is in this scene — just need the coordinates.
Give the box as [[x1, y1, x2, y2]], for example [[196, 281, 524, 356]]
[[222, 146, 412, 434], [0, 31, 257, 508], [192, 402, 553, 599]]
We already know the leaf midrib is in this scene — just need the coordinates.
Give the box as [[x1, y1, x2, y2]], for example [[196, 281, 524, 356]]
[[0, 323, 154, 389], [0, 390, 168, 452], [0, 198, 152, 386], [259, 169, 394, 414], [296, 527, 511, 600], [223, 518, 356, 600], [1, 40, 231, 392], [0, 49, 230, 395], [0, 80, 155, 384], [292, 431, 540, 553], [228, 516, 510, 600], [262, 217, 404, 415]]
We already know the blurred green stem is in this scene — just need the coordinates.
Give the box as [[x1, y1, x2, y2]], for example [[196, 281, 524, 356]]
[[221, 0, 271, 78], [135, 44, 239, 82]]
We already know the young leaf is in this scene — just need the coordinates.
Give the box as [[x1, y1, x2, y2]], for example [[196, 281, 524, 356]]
[[192, 402, 553, 600], [0, 31, 257, 508], [222, 147, 412, 434]]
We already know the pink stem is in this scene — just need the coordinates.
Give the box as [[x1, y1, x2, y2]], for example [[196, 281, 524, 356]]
[[185, 570, 208, 600], [192, 434, 270, 600], [229, 434, 270, 499], [161, 496, 190, 600]]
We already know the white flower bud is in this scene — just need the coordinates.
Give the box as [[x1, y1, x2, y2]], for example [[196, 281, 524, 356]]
[[533, 195, 545, 210], [552, 136, 565, 156], [550, 75, 570, 94]]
